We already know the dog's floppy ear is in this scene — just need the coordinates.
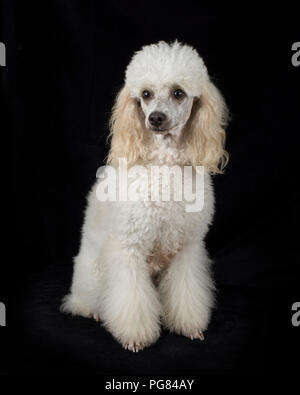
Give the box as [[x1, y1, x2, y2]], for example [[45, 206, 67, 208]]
[[185, 80, 229, 174], [107, 86, 146, 165]]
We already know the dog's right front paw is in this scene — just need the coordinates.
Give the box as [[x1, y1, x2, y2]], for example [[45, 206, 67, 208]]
[[116, 323, 161, 353], [123, 341, 146, 353], [120, 330, 159, 352]]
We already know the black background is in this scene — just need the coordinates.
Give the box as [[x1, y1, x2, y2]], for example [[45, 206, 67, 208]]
[[1, 0, 299, 378]]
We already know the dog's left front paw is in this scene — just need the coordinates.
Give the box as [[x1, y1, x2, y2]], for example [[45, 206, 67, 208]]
[[185, 328, 205, 341]]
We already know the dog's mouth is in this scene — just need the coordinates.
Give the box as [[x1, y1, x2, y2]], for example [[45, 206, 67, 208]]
[[149, 124, 178, 133], [150, 127, 168, 133]]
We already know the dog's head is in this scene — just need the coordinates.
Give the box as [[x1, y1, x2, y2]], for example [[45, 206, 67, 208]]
[[108, 41, 229, 173]]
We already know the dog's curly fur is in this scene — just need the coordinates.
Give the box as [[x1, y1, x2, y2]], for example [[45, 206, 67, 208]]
[[61, 41, 229, 352]]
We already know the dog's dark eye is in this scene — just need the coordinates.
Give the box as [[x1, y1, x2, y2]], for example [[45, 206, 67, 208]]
[[142, 90, 151, 99], [173, 89, 185, 99]]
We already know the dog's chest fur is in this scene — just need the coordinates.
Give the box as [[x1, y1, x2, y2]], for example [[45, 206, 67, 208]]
[[122, 196, 190, 283], [109, 141, 212, 282], [117, 165, 202, 281]]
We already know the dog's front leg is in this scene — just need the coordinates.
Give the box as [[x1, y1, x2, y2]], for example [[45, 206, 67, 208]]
[[159, 241, 215, 340], [100, 242, 162, 352]]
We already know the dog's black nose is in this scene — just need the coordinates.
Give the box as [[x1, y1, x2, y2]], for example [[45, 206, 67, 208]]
[[149, 112, 167, 128]]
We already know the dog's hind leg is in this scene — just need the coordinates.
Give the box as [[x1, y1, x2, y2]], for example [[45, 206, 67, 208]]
[[60, 233, 105, 321]]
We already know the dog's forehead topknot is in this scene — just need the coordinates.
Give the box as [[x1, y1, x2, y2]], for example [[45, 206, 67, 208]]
[[125, 41, 209, 97]]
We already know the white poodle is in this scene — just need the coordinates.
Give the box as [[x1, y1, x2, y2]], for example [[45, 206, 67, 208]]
[[61, 41, 229, 352]]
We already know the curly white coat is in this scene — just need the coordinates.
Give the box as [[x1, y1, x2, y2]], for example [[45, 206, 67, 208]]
[[61, 41, 228, 352]]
